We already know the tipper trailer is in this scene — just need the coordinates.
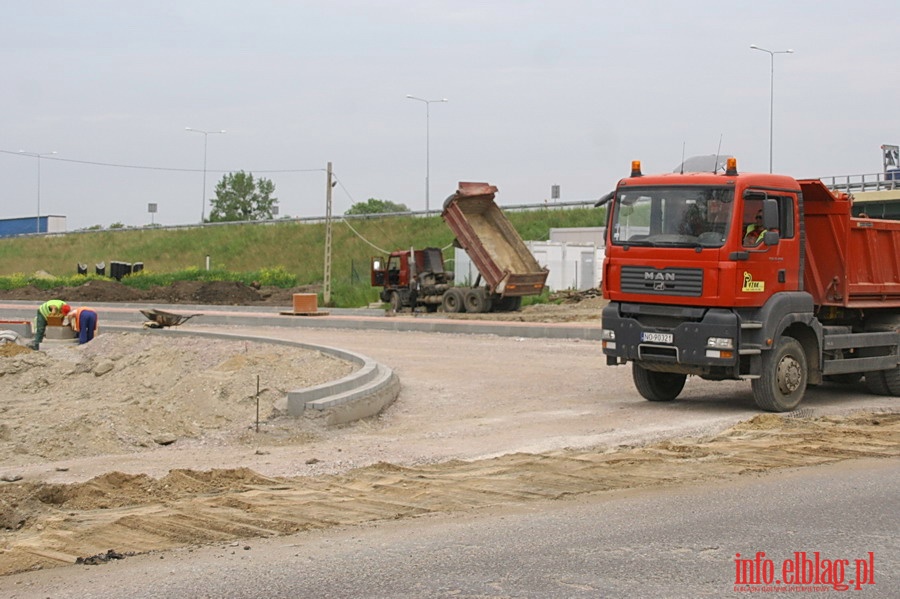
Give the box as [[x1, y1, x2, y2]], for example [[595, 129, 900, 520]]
[[600, 158, 900, 411]]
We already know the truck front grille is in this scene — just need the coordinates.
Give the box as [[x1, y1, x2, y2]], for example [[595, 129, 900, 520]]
[[620, 266, 703, 297]]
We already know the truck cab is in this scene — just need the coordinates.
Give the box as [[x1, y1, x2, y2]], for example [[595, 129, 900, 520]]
[[601, 158, 900, 411], [371, 248, 451, 312]]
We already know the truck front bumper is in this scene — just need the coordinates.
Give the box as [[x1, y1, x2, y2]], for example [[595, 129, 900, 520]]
[[601, 301, 741, 376]]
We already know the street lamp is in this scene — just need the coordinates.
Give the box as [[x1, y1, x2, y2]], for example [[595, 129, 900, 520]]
[[406, 95, 448, 215], [18, 149, 57, 233], [185, 127, 226, 222], [750, 44, 793, 173]]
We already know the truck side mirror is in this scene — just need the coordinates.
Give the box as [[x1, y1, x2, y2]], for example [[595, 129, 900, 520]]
[[763, 230, 780, 246]]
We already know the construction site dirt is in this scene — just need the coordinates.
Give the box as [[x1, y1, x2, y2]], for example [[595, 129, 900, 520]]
[[0, 290, 897, 579], [0, 279, 605, 323]]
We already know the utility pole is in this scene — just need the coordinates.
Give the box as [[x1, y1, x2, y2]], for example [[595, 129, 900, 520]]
[[323, 162, 333, 306]]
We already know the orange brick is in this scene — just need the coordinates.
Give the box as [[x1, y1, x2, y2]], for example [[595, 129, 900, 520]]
[[292, 293, 318, 313]]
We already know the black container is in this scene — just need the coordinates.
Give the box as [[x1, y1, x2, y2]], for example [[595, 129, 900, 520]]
[[109, 261, 133, 281]]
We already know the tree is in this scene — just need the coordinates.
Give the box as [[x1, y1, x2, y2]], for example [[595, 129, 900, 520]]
[[209, 171, 278, 222], [344, 198, 409, 216]]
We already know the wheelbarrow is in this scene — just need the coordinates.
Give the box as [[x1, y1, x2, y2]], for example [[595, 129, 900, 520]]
[[140, 309, 202, 328]]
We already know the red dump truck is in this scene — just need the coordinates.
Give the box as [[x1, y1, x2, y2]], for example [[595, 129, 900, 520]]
[[371, 182, 548, 313], [600, 158, 900, 411]]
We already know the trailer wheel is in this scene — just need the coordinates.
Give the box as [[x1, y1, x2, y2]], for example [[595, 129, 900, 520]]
[[441, 288, 466, 313], [389, 291, 402, 313], [464, 289, 492, 313], [632, 363, 686, 402], [752, 337, 807, 412]]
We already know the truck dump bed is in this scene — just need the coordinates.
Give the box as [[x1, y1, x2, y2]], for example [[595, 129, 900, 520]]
[[801, 179, 900, 308], [442, 182, 548, 297]]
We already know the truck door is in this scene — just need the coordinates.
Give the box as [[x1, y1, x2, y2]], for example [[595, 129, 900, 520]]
[[371, 257, 387, 287], [387, 254, 406, 287], [738, 190, 800, 301]]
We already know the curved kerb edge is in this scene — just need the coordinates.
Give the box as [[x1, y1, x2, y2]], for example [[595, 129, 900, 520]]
[[106, 326, 400, 426]]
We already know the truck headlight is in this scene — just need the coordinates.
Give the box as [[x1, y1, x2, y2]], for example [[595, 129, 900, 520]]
[[706, 337, 733, 349], [705, 336, 734, 359], [601, 329, 616, 351]]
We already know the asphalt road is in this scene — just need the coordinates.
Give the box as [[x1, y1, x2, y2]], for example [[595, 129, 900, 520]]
[[1, 303, 897, 597], [3, 458, 896, 599]]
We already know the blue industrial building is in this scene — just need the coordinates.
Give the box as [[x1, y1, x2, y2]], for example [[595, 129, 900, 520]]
[[0, 216, 67, 238]]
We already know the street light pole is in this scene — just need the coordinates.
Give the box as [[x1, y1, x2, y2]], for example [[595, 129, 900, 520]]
[[406, 95, 448, 215], [750, 44, 793, 173], [19, 150, 57, 233], [185, 127, 226, 222]]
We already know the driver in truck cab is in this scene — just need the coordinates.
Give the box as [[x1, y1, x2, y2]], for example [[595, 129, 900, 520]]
[[743, 209, 767, 246]]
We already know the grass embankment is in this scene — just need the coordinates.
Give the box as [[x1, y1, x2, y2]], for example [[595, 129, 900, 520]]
[[0, 208, 604, 307]]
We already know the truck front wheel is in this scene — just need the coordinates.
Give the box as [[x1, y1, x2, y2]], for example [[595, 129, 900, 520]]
[[752, 337, 807, 412], [632, 363, 686, 402]]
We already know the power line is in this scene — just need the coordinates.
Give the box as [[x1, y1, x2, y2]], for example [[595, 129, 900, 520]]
[[332, 172, 403, 252], [0, 148, 324, 174]]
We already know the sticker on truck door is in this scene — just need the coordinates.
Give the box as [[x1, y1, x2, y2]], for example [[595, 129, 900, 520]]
[[742, 271, 765, 292]]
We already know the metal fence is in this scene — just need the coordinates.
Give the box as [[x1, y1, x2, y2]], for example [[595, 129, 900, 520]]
[[821, 172, 900, 193]]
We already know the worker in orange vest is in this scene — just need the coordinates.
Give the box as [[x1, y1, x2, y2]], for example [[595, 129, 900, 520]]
[[64, 306, 99, 344]]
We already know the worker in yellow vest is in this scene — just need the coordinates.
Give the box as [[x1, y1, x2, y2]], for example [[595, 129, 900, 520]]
[[31, 299, 70, 350]]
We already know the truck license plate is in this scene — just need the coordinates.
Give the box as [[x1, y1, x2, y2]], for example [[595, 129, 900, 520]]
[[641, 332, 673, 344]]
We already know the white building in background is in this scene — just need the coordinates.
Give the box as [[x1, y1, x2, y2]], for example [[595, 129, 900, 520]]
[[453, 227, 606, 292]]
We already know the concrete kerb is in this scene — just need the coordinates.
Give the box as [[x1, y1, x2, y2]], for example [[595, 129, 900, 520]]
[[105, 325, 399, 426]]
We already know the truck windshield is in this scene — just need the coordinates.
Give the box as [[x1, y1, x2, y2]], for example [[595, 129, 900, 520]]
[[610, 186, 734, 247]]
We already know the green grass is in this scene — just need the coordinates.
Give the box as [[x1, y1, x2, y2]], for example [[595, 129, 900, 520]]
[[0, 207, 605, 307]]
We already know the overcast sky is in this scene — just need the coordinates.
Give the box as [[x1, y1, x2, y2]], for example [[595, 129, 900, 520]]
[[2, 1, 898, 230]]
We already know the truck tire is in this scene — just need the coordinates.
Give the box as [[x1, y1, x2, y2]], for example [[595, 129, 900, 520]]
[[464, 289, 492, 313], [496, 296, 522, 312], [865, 371, 891, 395], [389, 291, 402, 313], [863, 315, 900, 396], [751, 337, 807, 412], [632, 363, 686, 402], [441, 288, 466, 313], [824, 373, 862, 385]]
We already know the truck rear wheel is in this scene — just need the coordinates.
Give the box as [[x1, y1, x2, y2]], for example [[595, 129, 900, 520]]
[[752, 337, 807, 412], [632, 363, 686, 402], [880, 368, 899, 394], [863, 315, 900, 396], [464, 289, 492, 313], [496, 296, 522, 312], [441, 288, 466, 313]]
